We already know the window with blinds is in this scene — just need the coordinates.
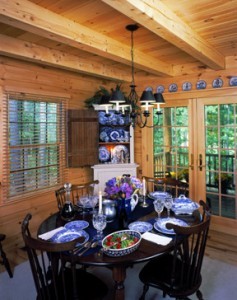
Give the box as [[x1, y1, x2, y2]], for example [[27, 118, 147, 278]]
[[2, 92, 67, 201]]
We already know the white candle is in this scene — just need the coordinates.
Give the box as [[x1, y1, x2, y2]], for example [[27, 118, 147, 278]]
[[143, 178, 146, 196], [98, 191, 103, 214]]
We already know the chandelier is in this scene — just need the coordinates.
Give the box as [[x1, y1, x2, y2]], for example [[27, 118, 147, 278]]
[[100, 24, 165, 128]]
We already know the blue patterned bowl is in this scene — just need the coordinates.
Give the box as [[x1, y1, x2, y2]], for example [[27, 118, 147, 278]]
[[102, 230, 141, 257]]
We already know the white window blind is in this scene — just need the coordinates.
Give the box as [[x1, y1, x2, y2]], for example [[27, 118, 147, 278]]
[[2, 92, 67, 201]]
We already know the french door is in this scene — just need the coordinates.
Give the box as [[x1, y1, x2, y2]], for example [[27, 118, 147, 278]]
[[150, 95, 237, 233]]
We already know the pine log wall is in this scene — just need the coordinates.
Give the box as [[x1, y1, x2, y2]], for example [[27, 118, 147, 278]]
[[0, 56, 237, 267]]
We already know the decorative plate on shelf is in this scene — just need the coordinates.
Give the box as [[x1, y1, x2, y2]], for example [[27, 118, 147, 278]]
[[98, 111, 108, 125], [168, 83, 178, 92], [229, 76, 237, 86], [212, 78, 223, 88], [128, 221, 153, 233], [99, 146, 110, 162], [111, 145, 129, 163], [110, 130, 120, 141], [154, 218, 189, 235], [156, 85, 165, 93], [196, 80, 206, 90], [182, 82, 192, 91], [51, 229, 89, 245]]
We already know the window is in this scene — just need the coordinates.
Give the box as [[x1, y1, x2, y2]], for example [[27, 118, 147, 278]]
[[2, 93, 67, 201]]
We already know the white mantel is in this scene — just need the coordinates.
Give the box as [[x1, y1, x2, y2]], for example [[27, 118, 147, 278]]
[[92, 163, 139, 194]]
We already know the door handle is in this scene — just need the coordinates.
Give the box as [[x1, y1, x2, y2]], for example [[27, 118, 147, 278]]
[[198, 154, 206, 171]]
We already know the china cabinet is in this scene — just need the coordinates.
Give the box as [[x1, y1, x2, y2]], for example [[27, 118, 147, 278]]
[[92, 108, 138, 193]]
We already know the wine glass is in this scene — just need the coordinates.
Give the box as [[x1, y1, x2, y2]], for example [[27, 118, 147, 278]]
[[89, 195, 98, 214], [79, 196, 90, 215], [153, 198, 164, 220], [164, 195, 173, 218], [92, 213, 107, 243]]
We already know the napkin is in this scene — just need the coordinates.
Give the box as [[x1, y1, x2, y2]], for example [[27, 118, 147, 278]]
[[142, 232, 172, 246], [38, 226, 64, 240]]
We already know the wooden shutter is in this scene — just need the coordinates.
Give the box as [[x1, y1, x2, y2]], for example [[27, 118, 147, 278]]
[[67, 110, 98, 167]]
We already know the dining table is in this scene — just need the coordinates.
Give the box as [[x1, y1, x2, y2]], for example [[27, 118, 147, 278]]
[[38, 197, 201, 300]]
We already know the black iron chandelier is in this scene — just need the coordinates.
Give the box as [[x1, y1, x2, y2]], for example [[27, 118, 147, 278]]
[[100, 24, 165, 128]]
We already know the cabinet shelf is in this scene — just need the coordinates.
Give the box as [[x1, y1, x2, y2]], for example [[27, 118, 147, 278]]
[[99, 142, 130, 145]]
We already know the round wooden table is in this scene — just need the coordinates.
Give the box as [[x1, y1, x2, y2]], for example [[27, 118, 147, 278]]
[[38, 203, 201, 300]]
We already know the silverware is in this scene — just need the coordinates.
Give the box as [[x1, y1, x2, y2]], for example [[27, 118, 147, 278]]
[[77, 241, 98, 256], [73, 241, 91, 255]]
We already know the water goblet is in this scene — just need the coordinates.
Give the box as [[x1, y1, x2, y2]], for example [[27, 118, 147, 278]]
[[164, 195, 173, 218], [92, 212, 107, 243], [79, 196, 90, 215], [153, 198, 165, 220], [88, 195, 98, 214]]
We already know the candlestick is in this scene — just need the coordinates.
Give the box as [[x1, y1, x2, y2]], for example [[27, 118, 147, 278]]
[[98, 191, 103, 214], [142, 178, 146, 196]]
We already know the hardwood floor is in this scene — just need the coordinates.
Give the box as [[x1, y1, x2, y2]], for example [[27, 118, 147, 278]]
[[1, 228, 237, 275]]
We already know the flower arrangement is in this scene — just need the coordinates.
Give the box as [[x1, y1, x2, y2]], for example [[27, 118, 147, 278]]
[[104, 176, 142, 199]]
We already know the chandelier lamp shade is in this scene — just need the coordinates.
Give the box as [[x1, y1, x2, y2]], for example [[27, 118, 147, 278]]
[[99, 24, 165, 128]]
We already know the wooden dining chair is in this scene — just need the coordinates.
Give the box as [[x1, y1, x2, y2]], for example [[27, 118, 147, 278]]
[[143, 176, 189, 197], [139, 200, 211, 300], [21, 213, 108, 300], [55, 180, 99, 211], [0, 233, 13, 278]]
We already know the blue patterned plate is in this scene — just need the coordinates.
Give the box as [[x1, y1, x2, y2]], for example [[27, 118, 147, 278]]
[[128, 221, 152, 233], [99, 146, 110, 162], [148, 191, 170, 200], [64, 220, 89, 231], [110, 130, 120, 141], [51, 229, 89, 245], [154, 218, 189, 235]]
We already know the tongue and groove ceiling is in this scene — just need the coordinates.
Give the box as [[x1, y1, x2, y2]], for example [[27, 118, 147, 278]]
[[0, 0, 236, 82]]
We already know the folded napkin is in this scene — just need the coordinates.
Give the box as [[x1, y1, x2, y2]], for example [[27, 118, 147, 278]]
[[142, 232, 172, 246], [38, 226, 64, 240]]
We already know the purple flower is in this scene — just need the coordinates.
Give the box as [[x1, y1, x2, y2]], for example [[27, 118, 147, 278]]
[[104, 176, 142, 199]]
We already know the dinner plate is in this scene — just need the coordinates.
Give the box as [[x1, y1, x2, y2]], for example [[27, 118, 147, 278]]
[[51, 229, 89, 245], [110, 130, 120, 141], [64, 220, 89, 231], [154, 218, 189, 235], [128, 221, 153, 233], [148, 191, 170, 200]]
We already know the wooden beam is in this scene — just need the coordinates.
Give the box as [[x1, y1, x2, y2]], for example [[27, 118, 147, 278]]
[[102, 0, 225, 70], [0, 0, 173, 77], [0, 34, 132, 81]]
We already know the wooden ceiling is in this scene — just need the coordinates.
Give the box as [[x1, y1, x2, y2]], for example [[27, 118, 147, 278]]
[[0, 0, 237, 83]]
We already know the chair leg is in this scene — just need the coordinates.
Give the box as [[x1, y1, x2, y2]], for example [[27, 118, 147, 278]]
[[139, 284, 149, 300], [0, 242, 13, 278], [196, 290, 204, 300]]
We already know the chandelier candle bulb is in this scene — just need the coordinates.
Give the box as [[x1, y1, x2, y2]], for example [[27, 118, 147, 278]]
[[98, 191, 103, 213]]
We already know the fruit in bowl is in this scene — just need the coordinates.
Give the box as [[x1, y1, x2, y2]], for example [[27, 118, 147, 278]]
[[102, 230, 141, 257]]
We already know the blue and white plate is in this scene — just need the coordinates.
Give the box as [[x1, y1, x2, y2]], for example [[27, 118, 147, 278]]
[[169, 83, 178, 92], [110, 130, 120, 141], [154, 218, 189, 235], [64, 220, 89, 231], [51, 229, 89, 245], [99, 146, 110, 162], [148, 191, 170, 200], [229, 76, 237, 86], [156, 85, 165, 93], [128, 221, 153, 233], [182, 82, 192, 91], [212, 78, 223, 88], [196, 80, 206, 90]]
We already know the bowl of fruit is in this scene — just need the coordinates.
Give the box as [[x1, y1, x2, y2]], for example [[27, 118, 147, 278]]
[[102, 230, 141, 257]]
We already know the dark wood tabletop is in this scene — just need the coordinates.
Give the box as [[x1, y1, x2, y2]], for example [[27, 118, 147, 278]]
[[38, 200, 201, 300]]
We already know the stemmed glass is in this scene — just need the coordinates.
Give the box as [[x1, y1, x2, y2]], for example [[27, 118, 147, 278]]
[[153, 198, 165, 220], [164, 195, 173, 218], [88, 195, 98, 214], [79, 196, 90, 215], [92, 212, 107, 243]]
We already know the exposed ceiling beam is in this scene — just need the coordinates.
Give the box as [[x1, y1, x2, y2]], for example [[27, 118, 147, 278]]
[[0, 0, 173, 77], [102, 0, 225, 70], [0, 34, 132, 81]]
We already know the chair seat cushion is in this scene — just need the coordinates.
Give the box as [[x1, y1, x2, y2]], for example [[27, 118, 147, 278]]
[[139, 253, 202, 297]]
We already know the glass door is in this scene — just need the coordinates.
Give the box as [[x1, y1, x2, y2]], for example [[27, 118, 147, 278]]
[[196, 96, 237, 220], [152, 95, 237, 228]]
